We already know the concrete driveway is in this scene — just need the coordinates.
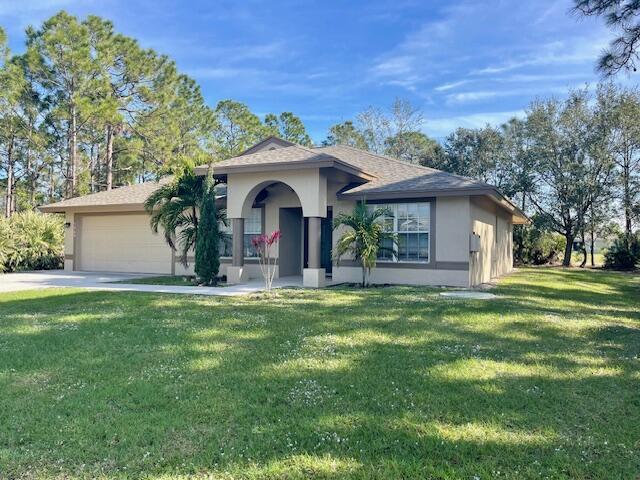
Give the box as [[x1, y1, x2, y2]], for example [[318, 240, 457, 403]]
[[0, 270, 304, 296]]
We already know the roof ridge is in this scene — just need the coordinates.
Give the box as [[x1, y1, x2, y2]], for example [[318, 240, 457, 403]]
[[227, 144, 320, 160], [295, 143, 340, 159], [323, 144, 442, 174]]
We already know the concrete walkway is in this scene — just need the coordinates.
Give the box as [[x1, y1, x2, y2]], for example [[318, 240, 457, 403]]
[[0, 270, 306, 296]]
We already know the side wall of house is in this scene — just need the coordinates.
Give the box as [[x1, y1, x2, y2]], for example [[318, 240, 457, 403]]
[[469, 197, 513, 286]]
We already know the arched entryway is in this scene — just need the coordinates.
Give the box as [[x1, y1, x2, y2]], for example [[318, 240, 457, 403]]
[[225, 175, 329, 288]]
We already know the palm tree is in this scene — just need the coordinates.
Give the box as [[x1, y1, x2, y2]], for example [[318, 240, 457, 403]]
[[144, 167, 225, 267], [333, 201, 397, 287]]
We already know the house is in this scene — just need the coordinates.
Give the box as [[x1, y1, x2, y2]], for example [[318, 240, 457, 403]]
[[40, 137, 528, 288]]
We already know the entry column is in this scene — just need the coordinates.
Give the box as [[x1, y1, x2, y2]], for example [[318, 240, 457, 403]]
[[227, 218, 248, 284], [303, 216, 326, 288]]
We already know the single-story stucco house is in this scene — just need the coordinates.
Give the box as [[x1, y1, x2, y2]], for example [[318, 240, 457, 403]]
[[41, 137, 528, 288]]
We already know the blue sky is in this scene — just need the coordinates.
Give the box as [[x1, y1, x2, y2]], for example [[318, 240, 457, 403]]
[[0, 0, 627, 142]]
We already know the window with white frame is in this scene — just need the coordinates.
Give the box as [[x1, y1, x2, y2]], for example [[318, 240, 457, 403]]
[[219, 208, 263, 257], [369, 202, 430, 262]]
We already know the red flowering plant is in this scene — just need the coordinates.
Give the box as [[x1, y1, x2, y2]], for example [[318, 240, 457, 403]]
[[251, 230, 281, 293]]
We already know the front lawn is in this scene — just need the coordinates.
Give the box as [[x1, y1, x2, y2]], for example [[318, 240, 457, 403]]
[[0, 268, 638, 479]]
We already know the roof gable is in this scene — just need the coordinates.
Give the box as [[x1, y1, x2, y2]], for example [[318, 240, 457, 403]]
[[239, 136, 296, 156], [194, 144, 376, 181]]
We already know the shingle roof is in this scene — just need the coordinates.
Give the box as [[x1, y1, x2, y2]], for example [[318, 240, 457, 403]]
[[40, 139, 526, 223], [39, 178, 171, 212], [315, 145, 491, 196], [197, 142, 491, 196], [196, 142, 526, 222], [212, 144, 336, 169]]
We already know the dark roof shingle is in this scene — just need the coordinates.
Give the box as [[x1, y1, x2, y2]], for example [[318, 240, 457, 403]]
[[39, 178, 171, 212], [315, 145, 491, 195]]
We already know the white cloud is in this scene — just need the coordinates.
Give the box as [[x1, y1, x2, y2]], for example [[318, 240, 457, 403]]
[[371, 55, 416, 77], [433, 73, 587, 96], [446, 91, 498, 103], [424, 110, 525, 138], [186, 67, 263, 79], [434, 80, 472, 92], [367, 0, 606, 99], [472, 36, 609, 75], [445, 85, 580, 104]]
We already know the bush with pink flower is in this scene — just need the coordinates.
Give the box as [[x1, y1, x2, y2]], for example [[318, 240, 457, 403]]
[[251, 230, 281, 293]]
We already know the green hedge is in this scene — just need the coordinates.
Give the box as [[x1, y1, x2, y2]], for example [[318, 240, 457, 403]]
[[514, 224, 566, 265], [0, 211, 64, 273], [604, 233, 640, 270]]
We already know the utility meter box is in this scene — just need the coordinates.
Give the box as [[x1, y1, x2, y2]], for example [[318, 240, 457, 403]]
[[469, 233, 481, 252]]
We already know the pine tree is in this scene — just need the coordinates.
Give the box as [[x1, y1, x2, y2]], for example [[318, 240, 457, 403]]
[[194, 176, 220, 286]]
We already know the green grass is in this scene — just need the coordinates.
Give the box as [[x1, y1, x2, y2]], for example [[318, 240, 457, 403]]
[[571, 251, 606, 266], [0, 268, 638, 479], [112, 275, 197, 286]]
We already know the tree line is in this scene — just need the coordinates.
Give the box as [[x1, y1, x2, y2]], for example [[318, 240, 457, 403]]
[[323, 89, 640, 268], [0, 12, 312, 217]]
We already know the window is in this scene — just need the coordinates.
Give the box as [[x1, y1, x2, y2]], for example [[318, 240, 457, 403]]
[[368, 202, 430, 262], [219, 208, 263, 258], [219, 217, 233, 258], [243, 208, 262, 257]]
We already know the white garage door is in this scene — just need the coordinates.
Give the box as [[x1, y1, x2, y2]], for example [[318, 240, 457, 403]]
[[77, 214, 172, 274]]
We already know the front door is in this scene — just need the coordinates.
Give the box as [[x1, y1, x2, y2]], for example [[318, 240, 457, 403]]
[[321, 207, 333, 275], [279, 207, 303, 276]]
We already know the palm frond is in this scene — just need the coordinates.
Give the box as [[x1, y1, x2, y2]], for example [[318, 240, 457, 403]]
[[144, 169, 206, 258], [332, 201, 398, 286]]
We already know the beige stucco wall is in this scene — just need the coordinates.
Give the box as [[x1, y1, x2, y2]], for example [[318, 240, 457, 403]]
[[469, 197, 513, 286], [495, 211, 513, 277], [330, 192, 472, 287], [226, 169, 327, 219], [435, 197, 470, 263], [332, 266, 470, 287]]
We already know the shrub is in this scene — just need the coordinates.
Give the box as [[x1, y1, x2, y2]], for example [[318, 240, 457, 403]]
[[194, 179, 220, 286], [604, 233, 640, 270], [0, 211, 64, 272], [514, 224, 566, 265], [252, 230, 281, 293], [0, 217, 14, 273]]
